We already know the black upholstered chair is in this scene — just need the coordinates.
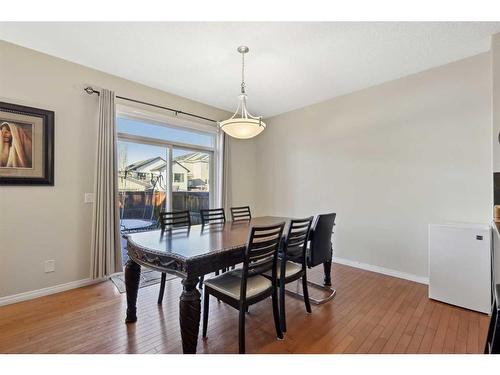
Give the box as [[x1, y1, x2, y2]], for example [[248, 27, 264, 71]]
[[200, 208, 226, 225], [263, 217, 313, 332], [230, 206, 252, 222], [157, 211, 191, 304], [202, 222, 285, 354], [306, 212, 337, 304]]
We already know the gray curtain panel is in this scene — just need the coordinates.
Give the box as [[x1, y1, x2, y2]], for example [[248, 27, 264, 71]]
[[90, 89, 122, 279], [218, 131, 231, 212]]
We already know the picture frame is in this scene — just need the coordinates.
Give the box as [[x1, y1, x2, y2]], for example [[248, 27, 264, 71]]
[[0, 101, 54, 185]]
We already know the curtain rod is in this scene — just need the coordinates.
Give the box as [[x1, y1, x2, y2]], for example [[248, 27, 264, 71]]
[[83, 87, 218, 124]]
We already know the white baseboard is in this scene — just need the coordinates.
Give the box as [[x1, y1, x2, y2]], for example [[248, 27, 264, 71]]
[[332, 256, 429, 285], [0, 277, 107, 307], [0, 259, 427, 307]]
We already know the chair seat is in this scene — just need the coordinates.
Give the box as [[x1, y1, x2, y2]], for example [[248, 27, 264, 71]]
[[263, 260, 302, 279], [204, 270, 272, 300]]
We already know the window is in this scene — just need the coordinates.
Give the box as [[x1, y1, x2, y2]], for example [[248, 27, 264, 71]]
[[117, 117, 214, 148], [172, 148, 211, 224], [174, 173, 184, 183], [117, 106, 219, 229], [118, 141, 167, 232]]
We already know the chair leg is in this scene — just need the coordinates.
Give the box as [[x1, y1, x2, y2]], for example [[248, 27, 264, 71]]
[[198, 275, 204, 289], [279, 281, 286, 333], [202, 290, 209, 338], [239, 306, 246, 354], [272, 286, 284, 340], [157, 272, 166, 304], [323, 260, 332, 286], [302, 274, 312, 313]]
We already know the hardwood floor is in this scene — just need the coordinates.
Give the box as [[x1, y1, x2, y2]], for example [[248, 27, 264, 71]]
[[0, 263, 489, 354]]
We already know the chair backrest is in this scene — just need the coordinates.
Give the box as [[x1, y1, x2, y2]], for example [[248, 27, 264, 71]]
[[240, 222, 285, 300], [200, 208, 226, 225], [159, 211, 191, 232], [308, 213, 336, 267], [230, 206, 252, 222], [282, 217, 314, 266]]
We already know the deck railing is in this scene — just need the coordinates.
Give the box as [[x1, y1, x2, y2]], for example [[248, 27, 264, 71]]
[[119, 190, 209, 226]]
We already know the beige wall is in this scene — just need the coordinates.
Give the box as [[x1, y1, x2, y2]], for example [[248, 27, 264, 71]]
[[228, 137, 257, 208], [0, 40, 254, 298], [255, 53, 492, 279]]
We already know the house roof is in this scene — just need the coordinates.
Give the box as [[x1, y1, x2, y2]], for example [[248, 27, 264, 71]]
[[188, 178, 206, 187], [124, 152, 207, 174], [125, 156, 165, 171], [174, 152, 209, 163]]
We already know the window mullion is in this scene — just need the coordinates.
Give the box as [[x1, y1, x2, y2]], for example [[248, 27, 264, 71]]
[[167, 146, 173, 212]]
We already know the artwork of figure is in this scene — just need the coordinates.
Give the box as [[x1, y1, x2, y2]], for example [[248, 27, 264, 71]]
[[0, 121, 33, 168]]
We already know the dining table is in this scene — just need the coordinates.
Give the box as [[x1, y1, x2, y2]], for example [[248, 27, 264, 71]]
[[123, 216, 332, 354]]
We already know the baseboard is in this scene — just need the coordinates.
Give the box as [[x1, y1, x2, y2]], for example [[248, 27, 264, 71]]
[[332, 256, 429, 285], [0, 259, 427, 306], [0, 277, 107, 307]]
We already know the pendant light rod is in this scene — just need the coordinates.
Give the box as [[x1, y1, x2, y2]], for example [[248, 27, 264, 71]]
[[238, 45, 249, 94]]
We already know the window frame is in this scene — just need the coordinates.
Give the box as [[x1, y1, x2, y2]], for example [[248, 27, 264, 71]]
[[116, 104, 220, 213], [173, 172, 184, 183]]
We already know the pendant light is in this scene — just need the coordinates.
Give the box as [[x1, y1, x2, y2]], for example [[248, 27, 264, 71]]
[[219, 46, 266, 139]]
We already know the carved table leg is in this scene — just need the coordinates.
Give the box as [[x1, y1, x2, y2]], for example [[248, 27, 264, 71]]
[[125, 259, 141, 323], [179, 276, 201, 354], [323, 260, 332, 286]]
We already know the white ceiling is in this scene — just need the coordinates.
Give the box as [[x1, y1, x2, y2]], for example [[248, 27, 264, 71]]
[[1, 22, 500, 117]]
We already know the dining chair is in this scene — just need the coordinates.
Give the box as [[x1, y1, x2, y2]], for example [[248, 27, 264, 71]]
[[202, 222, 285, 354], [199, 208, 229, 287], [157, 210, 191, 304], [304, 213, 337, 304], [159, 210, 191, 233], [230, 206, 252, 222], [200, 208, 226, 225], [262, 217, 313, 333]]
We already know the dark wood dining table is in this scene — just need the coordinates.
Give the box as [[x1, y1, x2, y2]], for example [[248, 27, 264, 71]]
[[123, 216, 332, 354]]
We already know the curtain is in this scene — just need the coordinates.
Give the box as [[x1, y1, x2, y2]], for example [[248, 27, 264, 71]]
[[90, 89, 122, 279], [217, 131, 231, 212]]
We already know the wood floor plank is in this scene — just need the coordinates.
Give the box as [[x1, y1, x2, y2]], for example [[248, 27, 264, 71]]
[[442, 308, 460, 353], [466, 312, 480, 354], [0, 263, 489, 354], [454, 309, 470, 353]]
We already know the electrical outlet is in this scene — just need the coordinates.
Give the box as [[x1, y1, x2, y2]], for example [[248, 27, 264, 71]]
[[84, 193, 94, 203], [44, 260, 55, 273]]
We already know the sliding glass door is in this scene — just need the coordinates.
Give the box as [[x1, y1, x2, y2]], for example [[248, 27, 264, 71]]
[[117, 140, 168, 232], [171, 148, 212, 224], [116, 107, 218, 230]]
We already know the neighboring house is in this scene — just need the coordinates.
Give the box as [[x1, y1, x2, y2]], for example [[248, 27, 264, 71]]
[[118, 156, 167, 192], [172, 162, 189, 191], [118, 152, 209, 192], [174, 152, 209, 191]]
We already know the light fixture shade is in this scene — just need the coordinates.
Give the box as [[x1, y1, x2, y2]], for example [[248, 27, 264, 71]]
[[219, 118, 266, 139]]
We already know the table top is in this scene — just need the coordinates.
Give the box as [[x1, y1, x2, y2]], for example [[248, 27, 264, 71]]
[[126, 216, 290, 261]]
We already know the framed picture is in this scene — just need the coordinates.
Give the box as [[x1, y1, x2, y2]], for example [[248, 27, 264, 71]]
[[0, 101, 54, 185]]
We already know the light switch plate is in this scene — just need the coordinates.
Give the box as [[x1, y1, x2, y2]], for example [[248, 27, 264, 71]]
[[84, 193, 94, 203], [44, 260, 55, 273]]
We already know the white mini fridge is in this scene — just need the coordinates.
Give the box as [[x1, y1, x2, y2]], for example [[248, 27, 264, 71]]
[[428, 223, 491, 314]]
